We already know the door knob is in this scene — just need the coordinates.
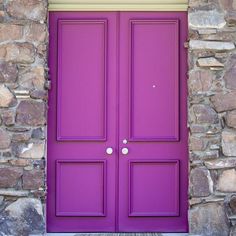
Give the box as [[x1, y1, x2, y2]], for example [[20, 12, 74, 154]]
[[122, 147, 129, 155], [106, 147, 113, 155]]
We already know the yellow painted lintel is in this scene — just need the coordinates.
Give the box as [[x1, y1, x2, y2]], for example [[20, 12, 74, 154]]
[[48, 3, 188, 11], [48, 0, 188, 11]]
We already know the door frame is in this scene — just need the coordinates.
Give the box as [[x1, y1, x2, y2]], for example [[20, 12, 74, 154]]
[[47, 1, 189, 233]]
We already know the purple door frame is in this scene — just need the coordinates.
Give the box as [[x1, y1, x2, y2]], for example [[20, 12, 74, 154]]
[[47, 11, 188, 233]]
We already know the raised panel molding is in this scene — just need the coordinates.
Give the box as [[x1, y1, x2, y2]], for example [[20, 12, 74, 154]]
[[49, 0, 188, 11], [129, 19, 180, 141], [56, 160, 107, 216], [57, 19, 107, 141], [129, 160, 180, 217]]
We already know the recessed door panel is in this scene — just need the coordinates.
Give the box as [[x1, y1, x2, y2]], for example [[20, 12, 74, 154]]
[[129, 160, 179, 217], [57, 19, 107, 141], [130, 19, 179, 141], [56, 160, 106, 216]]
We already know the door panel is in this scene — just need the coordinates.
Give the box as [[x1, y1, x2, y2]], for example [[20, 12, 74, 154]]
[[119, 12, 188, 232], [47, 12, 117, 232], [129, 19, 179, 141], [57, 19, 108, 141]]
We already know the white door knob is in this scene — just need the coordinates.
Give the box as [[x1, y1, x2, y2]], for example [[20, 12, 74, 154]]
[[122, 147, 129, 155], [106, 147, 113, 155]]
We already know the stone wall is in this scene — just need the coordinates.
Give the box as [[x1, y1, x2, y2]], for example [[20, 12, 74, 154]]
[[0, 0, 235, 235], [188, 0, 236, 235], [0, 0, 48, 235]]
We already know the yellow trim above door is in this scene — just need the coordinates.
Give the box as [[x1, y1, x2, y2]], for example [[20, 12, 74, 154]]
[[48, 0, 188, 11]]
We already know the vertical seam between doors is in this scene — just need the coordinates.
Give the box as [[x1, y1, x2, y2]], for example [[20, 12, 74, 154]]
[[115, 11, 120, 232]]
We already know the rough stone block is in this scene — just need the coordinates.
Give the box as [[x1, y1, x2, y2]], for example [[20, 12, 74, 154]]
[[190, 104, 218, 124], [0, 84, 16, 107], [190, 40, 235, 51], [23, 169, 44, 190], [197, 57, 224, 68], [0, 43, 35, 64], [0, 61, 18, 83], [16, 100, 46, 126], [217, 169, 236, 192], [189, 203, 229, 236], [6, 0, 46, 21], [0, 128, 11, 149], [226, 110, 236, 128], [0, 24, 23, 41], [0, 167, 23, 188], [222, 130, 236, 156], [188, 70, 214, 95], [190, 167, 211, 197], [211, 91, 236, 112], [189, 10, 226, 29]]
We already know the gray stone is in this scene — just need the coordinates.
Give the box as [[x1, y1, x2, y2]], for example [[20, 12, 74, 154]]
[[222, 130, 236, 156], [0, 84, 16, 107], [6, 0, 46, 21], [30, 89, 47, 100], [226, 110, 236, 128], [0, 189, 28, 196], [190, 167, 211, 197], [0, 128, 11, 149], [16, 100, 46, 126], [211, 91, 236, 112], [0, 43, 35, 64], [1, 109, 15, 126], [188, 70, 214, 95], [190, 40, 235, 51], [19, 66, 45, 90], [224, 55, 236, 89], [197, 57, 224, 68], [191, 104, 218, 124], [32, 127, 45, 139], [23, 169, 44, 190], [189, 10, 226, 29], [198, 29, 217, 35], [14, 142, 45, 159], [226, 11, 236, 26], [0, 198, 45, 235], [230, 225, 236, 236], [217, 169, 236, 192], [205, 158, 236, 169], [190, 136, 207, 151], [220, 0, 236, 11], [189, 203, 229, 236], [227, 194, 236, 215], [0, 61, 18, 83], [0, 167, 23, 188], [12, 132, 31, 142], [0, 24, 23, 41], [25, 23, 47, 42]]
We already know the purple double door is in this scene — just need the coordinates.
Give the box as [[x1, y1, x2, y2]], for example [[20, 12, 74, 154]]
[[47, 12, 188, 233]]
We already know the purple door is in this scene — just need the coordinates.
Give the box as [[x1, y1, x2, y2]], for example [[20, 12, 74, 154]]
[[118, 12, 188, 232], [48, 11, 188, 233]]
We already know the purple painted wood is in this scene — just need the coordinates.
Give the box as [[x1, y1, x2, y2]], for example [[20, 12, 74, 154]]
[[47, 12, 118, 232], [118, 12, 188, 232], [48, 11, 188, 233]]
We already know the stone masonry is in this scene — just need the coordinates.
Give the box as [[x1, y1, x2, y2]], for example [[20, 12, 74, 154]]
[[189, 0, 236, 235], [0, 0, 235, 235], [0, 0, 48, 235]]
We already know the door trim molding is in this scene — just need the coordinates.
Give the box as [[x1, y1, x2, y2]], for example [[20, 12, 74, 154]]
[[48, 0, 188, 11]]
